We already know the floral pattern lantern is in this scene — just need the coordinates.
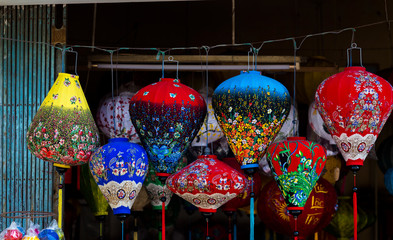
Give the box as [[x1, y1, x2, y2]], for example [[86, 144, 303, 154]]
[[96, 92, 140, 143], [89, 138, 148, 218], [26, 73, 100, 166], [167, 154, 247, 239], [212, 70, 290, 172], [315, 66, 393, 239], [257, 178, 337, 240], [192, 97, 224, 147], [267, 136, 327, 239], [130, 78, 206, 177]]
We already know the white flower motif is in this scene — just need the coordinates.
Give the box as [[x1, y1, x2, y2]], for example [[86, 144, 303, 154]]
[[267, 109, 272, 114]]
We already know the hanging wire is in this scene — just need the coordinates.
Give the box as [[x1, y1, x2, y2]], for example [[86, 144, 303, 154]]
[[109, 50, 117, 133], [292, 38, 298, 136], [203, 46, 210, 153]]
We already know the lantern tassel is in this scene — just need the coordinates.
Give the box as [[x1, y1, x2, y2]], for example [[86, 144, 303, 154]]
[[134, 214, 138, 240], [353, 171, 358, 240], [233, 212, 237, 240], [206, 217, 210, 240], [250, 176, 255, 240], [228, 213, 232, 240], [121, 220, 124, 240], [54, 164, 70, 230], [162, 201, 166, 240], [294, 216, 298, 240]]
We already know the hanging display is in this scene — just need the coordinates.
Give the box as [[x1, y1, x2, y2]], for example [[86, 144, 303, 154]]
[[89, 138, 148, 216], [315, 66, 393, 167], [212, 70, 291, 171], [129, 78, 206, 176], [26, 73, 100, 166], [257, 178, 337, 240], [96, 92, 140, 143], [166, 155, 247, 212], [192, 97, 224, 147]]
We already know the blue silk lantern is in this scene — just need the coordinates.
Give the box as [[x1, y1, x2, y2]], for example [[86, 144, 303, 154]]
[[385, 168, 393, 196], [89, 138, 149, 217]]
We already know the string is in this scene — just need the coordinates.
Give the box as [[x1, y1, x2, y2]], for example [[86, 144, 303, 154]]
[[292, 39, 298, 136], [1, 20, 392, 59]]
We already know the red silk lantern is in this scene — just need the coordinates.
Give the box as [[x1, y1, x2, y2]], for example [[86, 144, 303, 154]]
[[221, 157, 262, 212], [130, 78, 206, 176], [315, 66, 393, 167], [257, 178, 337, 240]]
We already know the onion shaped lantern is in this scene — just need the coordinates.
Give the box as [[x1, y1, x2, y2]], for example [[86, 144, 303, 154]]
[[130, 78, 206, 178], [257, 178, 337, 240], [212, 70, 290, 172], [96, 92, 140, 143], [89, 138, 148, 219], [267, 136, 327, 239], [26, 73, 100, 167]]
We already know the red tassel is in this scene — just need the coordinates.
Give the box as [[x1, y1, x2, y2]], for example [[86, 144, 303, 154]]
[[206, 218, 209, 239], [162, 201, 165, 240], [353, 174, 357, 240], [294, 216, 298, 240], [228, 233, 232, 240]]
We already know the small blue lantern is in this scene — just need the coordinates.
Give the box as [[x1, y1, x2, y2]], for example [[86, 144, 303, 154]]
[[89, 138, 149, 216]]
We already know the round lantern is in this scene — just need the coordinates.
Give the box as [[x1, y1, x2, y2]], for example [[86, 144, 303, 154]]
[[212, 70, 291, 172], [130, 78, 206, 177], [166, 154, 247, 239], [192, 97, 224, 147], [315, 66, 393, 167], [96, 92, 140, 143], [89, 138, 148, 218], [308, 101, 335, 145], [257, 178, 337, 240], [26, 73, 100, 166], [385, 168, 393, 196], [267, 136, 327, 239], [166, 155, 247, 212]]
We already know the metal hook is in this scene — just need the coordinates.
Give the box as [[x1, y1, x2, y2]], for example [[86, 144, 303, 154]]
[[67, 48, 79, 75], [162, 56, 180, 79], [346, 42, 363, 67]]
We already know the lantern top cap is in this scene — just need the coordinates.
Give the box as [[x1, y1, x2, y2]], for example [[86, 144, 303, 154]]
[[344, 66, 366, 72], [240, 70, 261, 75], [159, 78, 181, 83], [108, 137, 128, 143], [286, 136, 307, 141], [197, 154, 218, 160], [59, 72, 79, 79]]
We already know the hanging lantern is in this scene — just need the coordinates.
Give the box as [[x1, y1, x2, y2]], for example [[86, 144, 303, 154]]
[[167, 154, 247, 239], [96, 92, 140, 143], [257, 178, 337, 240], [267, 136, 327, 239], [385, 168, 393, 196], [212, 70, 290, 172], [129, 78, 206, 177], [192, 97, 224, 147], [26, 73, 100, 166], [89, 138, 148, 219], [308, 101, 335, 145], [315, 66, 393, 167]]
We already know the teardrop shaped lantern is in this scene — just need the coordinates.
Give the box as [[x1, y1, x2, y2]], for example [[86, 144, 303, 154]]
[[212, 71, 291, 172], [130, 78, 207, 178], [89, 138, 149, 218], [26, 73, 100, 166], [315, 66, 393, 167], [257, 178, 337, 240], [267, 137, 327, 239], [96, 92, 140, 143]]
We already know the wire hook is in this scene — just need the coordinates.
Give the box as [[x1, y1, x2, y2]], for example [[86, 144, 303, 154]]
[[162, 55, 180, 79], [347, 42, 363, 67]]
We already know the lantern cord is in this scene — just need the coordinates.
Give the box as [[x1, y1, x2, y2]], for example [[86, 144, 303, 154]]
[[228, 214, 232, 240], [162, 201, 166, 240], [233, 212, 237, 240], [250, 176, 255, 240], [206, 217, 210, 240], [109, 51, 117, 133], [292, 39, 298, 136], [121, 220, 124, 240], [294, 216, 298, 240], [353, 172, 358, 240]]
